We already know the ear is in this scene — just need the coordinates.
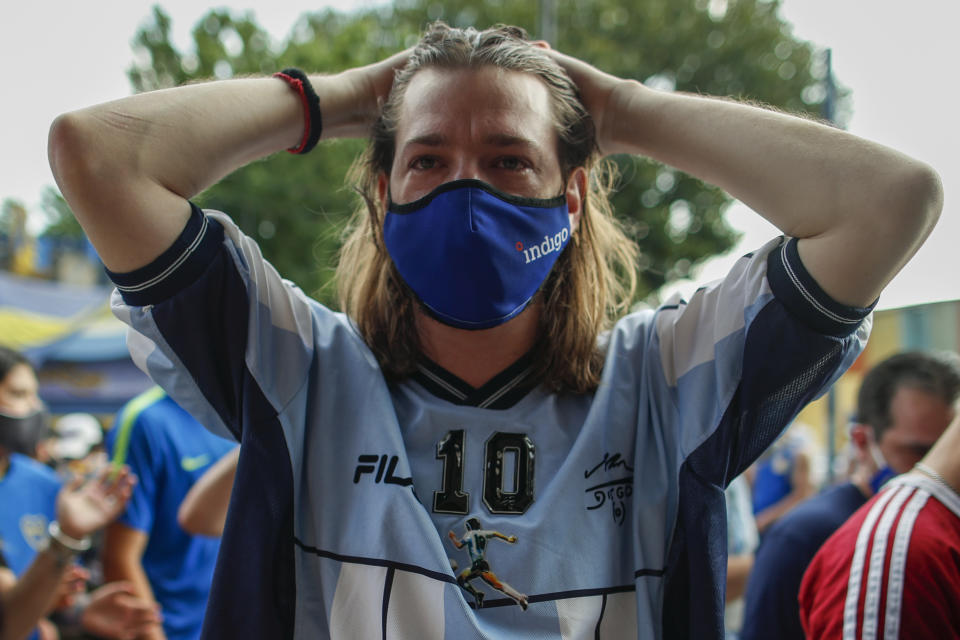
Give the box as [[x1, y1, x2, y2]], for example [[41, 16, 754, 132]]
[[377, 173, 389, 210], [850, 423, 878, 460], [565, 167, 587, 232], [850, 424, 870, 450]]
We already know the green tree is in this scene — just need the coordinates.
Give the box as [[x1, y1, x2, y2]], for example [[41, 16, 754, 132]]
[[128, 1, 844, 303], [39, 187, 85, 240], [0, 199, 29, 270]]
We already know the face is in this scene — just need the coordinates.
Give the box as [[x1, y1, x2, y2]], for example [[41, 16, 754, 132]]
[[384, 66, 584, 226], [0, 363, 41, 418], [876, 385, 956, 474]]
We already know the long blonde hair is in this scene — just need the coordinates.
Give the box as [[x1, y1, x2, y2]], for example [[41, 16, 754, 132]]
[[337, 22, 637, 394]]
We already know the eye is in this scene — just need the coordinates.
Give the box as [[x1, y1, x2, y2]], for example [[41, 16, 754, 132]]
[[410, 156, 439, 171], [495, 156, 530, 172]]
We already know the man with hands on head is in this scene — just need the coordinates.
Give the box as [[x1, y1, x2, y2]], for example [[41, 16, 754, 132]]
[[49, 22, 943, 639]]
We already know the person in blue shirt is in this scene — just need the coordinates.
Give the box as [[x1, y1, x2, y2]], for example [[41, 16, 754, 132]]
[[0, 345, 161, 640], [102, 388, 234, 640]]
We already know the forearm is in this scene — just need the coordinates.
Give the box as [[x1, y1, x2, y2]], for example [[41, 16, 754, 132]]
[[726, 553, 754, 602], [754, 490, 808, 533], [1, 549, 72, 640], [48, 76, 301, 272], [47, 64, 384, 273], [603, 81, 942, 305], [102, 556, 155, 608], [178, 447, 239, 537]]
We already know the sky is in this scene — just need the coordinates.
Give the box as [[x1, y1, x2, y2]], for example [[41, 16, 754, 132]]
[[1, 0, 957, 310]]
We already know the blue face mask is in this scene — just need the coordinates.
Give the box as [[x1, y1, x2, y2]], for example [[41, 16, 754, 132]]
[[384, 179, 571, 330]]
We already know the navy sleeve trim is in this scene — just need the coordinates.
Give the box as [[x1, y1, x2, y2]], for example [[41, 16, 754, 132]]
[[767, 237, 876, 337], [105, 203, 225, 306]]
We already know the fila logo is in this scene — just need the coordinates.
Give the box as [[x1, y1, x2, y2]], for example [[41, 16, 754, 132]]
[[353, 454, 413, 486], [516, 228, 569, 264]]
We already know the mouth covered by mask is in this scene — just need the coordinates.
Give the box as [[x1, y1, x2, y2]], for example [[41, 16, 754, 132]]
[[0, 408, 49, 457], [384, 179, 571, 330]]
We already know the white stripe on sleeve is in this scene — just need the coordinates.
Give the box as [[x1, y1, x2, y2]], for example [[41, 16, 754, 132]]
[[842, 487, 901, 640], [882, 489, 929, 640], [861, 486, 915, 640]]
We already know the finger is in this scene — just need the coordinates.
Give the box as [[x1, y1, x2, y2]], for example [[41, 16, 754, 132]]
[[64, 473, 86, 493], [112, 467, 137, 494], [125, 618, 163, 639], [102, 463, 131, 487], [97, 580, 136, 597]]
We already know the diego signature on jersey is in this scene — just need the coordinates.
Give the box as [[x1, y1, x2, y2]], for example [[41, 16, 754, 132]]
[[584, 452, 633, 526]]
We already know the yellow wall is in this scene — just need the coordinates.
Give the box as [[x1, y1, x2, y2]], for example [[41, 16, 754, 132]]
[[796, 299, 960, 463]]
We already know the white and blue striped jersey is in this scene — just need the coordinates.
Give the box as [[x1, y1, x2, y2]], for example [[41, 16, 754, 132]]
[[108, 204, 871, 639]]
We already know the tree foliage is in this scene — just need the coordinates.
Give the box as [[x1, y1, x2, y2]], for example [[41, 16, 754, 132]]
[[39, 187, 85, 239], [127, 0, 844, 304]]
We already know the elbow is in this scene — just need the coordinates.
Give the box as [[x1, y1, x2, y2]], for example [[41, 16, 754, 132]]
[[48, 110, 105, 202], [176, 502, 197, 535], [887, 161, 944, 244], [177, 500, 218, 537], [48, 111, 88, 181]]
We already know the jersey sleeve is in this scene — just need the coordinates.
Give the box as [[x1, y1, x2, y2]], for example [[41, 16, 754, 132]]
[[651, 235, 872, 486], [107, 204, 321, 441], [106, 409, 159, 534]]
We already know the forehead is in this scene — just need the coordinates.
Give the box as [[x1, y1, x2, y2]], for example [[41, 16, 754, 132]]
[[0, 363, 36, 392], [883, 385, 956, 442], [396, 66, 555, 144]]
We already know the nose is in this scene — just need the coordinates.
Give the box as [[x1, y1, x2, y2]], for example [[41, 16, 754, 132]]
[[449, 156, 484, 184]]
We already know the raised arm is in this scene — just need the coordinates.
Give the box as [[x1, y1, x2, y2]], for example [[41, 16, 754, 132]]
[[551, 50, 943, 307], [0, 467, 150, 640], [47, 51, 408, 273]]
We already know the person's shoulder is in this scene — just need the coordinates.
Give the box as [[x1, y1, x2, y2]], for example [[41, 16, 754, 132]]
[[108, 386, 171, 448], [787, 483, 864, 526], [7, 453, 61, 486], [762, 484, 863, 548], [899, 478, 960, 553]]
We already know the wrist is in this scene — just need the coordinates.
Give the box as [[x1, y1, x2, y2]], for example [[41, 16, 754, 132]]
[[314, 69, 379, 140], [596, 78, 650, 156], [49, 520, 92, 554]]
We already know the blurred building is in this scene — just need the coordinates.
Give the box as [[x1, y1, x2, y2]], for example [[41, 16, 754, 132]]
[[797, 299, 960, 481], [0, 269, 152, 420]]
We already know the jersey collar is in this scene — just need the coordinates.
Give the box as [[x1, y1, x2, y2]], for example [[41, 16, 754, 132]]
[[412, 350, 538, 410]]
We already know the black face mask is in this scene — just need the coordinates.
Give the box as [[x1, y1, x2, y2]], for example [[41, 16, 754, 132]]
[[0, 409, 49, 457]]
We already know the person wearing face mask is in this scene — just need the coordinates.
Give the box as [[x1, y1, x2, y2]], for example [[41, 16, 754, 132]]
[[0, 347, 163, 640], [740, 351, 960, 640], [48, 21, 944, 639], [0, 347, 62, 584], [800, 383, 960, 639]]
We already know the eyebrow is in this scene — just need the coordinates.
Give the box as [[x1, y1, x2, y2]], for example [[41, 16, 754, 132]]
[[401, 132, 543, 152]]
